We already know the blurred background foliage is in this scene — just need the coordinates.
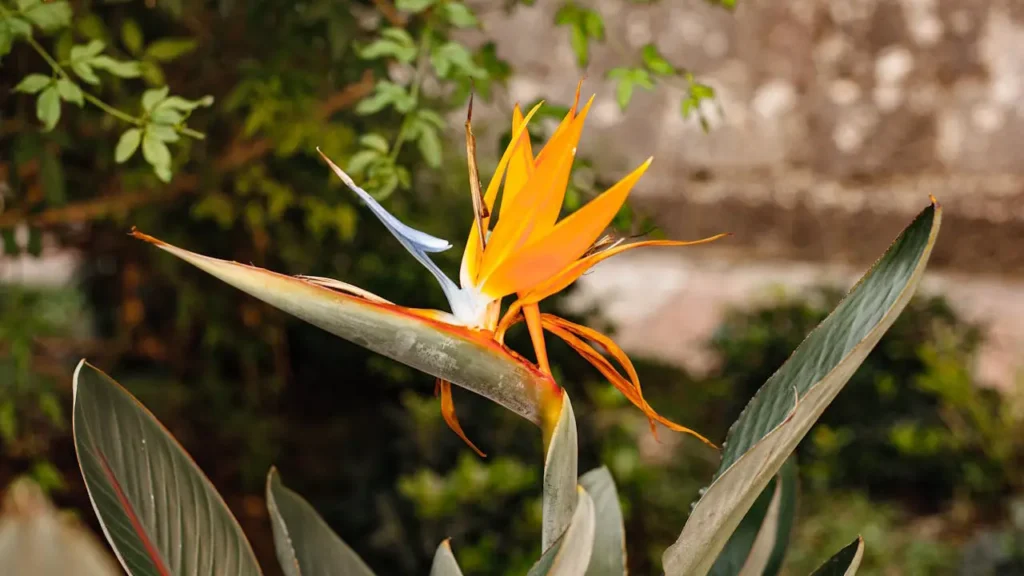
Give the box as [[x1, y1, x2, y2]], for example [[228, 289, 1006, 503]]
[[1, 0, 1023, 574]]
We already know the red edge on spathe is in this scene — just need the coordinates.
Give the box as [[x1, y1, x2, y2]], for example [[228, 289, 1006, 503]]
[[128, 228, 559, 394]]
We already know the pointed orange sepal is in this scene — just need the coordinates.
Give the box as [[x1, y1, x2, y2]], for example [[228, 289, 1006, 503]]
[[438, 379, 487, 457], [523, 303, 551, 374], [520, 234, 731, 305], [539, 315, 717, 449]]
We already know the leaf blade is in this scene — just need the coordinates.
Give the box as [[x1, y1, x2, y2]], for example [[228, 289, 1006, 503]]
[[579, 467, 625, 576], [663, 200, 941, 576], [72, 361, 262, 576], [810, 537, 864, 576], [266, 467, 376, 576], [543, 394, 578, 551], [429, 540, 465, 576], [529, 487, 596, 576]]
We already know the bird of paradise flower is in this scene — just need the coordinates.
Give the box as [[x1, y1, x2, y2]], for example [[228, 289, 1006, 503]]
[[133, 83, 727, 456]]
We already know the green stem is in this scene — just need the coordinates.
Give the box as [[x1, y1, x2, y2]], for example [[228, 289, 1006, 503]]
[[389, 24, 433, 162]]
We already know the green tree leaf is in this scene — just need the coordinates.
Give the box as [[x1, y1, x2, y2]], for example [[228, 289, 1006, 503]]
[[142, 131, 171, 168], [360, 28, 416, 63], [431, 42, 486, 79], [72, 361, 263, 576], [36, 86, 61, 131], [147, 124, 180, 143], [641, 43, 676, 75], [158, 94, 214, 112], [71, 62, 99, 84], [614, 78, 633, 111], [21, 0, 71, 32], [114, 128, 142, 163], [1, 17, 33, 59], [416, 122, 442, 168], [153, 163, 172, 183], [663, 201, 942, 575], [356, 81, 413, 115], [347, 150, 381, 175], [359, 133, 390, 154], [144, 38, 198, 62], [14, 74, 52, 94], [89, 55, 142, 78], [266, 467, 376, 576], [69, 39, 104, 62], [141, 86, 169, 112], [395, 0, 435, 12], [568, 25, 588, 68], [56, 78, 83, 105], [121, 19, 143, 54], [443, 3, 478, 28]]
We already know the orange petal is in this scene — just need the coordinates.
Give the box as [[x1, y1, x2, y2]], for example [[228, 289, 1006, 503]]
[[523, 303, 551, 374], [534, 80, 584, 167], [521, 235, 731, 305], [481, 157, 650, 298], [540, 316, 716, 449], [461, 102, 544, 286], [541, 314, 639, 392], [479, 97, 594, 284], [439, 379, 487, 457], [503, 105, 536, 209]]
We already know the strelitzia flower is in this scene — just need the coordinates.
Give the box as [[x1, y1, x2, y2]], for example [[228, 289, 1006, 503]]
[[133, 84, 725, 456], [311, 85, 727, 454]]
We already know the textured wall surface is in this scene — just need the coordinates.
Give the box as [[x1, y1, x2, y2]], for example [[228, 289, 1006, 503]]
[[477, 0, 1024, 387]]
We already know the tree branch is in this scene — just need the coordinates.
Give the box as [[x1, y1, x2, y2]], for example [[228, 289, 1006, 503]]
[[0, 72, 376, 229]]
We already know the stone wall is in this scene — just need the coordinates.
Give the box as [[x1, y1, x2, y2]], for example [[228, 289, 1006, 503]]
[[477, 0, 1024, 274], [476, 0, 1024, 387]]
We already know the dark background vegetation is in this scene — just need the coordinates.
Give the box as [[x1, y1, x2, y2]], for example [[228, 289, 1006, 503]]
[[1, 0, 1023, 574]]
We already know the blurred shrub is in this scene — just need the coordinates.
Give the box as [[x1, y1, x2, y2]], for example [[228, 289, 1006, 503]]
[[710, 287, 1023, 509], [783, 491, 955, 575]]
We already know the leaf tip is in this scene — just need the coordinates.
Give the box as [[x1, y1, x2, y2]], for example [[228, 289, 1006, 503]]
[[129, 228, 165, 247], [928, 194, 941, 209], [72, 358, 87, 402]]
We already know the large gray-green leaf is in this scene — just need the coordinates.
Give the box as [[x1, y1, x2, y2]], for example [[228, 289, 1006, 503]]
[[543, 394, 579, 551], [810, 537, 863, 576], [663, 200, 941, 575], [0, 478, 120, 576], [133, 231, 550, 426], [755, 456, 797, 576], [266, 468, 375, 576], [579, 467, 626, 576], [429, 540, 464, 576], [72, 361, 262, 576], [529, 486, 596, 576], [709, 477, 777, 576], [714, 456, 797, 576]]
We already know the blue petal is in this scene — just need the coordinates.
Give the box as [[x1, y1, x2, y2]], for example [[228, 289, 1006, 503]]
[[319, 149, 463, 308], [319, 150, 451, 254]]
